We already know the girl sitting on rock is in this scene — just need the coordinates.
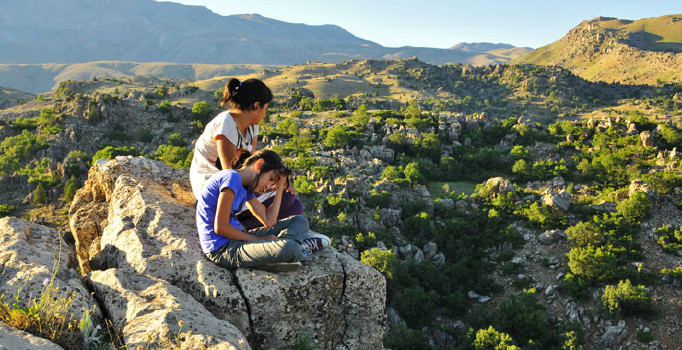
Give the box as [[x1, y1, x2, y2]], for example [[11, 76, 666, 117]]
[[196, 149, 328, 272]]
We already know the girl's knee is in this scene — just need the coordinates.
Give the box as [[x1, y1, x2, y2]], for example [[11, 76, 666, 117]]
[[280, 239, 304, 261], [290, 215, 309, 230]]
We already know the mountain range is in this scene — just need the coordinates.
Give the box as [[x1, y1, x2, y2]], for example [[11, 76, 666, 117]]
[[1, 0, 681, 93], [0, 0, 529, 66]]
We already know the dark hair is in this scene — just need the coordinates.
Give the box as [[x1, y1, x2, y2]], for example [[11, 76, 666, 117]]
[[220, 78, 273, 110], [231, 149, 292, 190]]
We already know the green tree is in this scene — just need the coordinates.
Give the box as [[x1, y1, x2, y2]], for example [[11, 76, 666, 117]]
[[403, 162, 424, 185], [381, 165, 401, 181], [63, 175, 78, 202], [351, 104, 370, 128], [404, 101, 421, 118], [511, 159, 531, 180], [192, 101, 213, 121], [33, 183, 47, 204]]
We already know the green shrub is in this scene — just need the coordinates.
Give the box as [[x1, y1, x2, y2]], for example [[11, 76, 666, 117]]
[[519, 202, 568, 230], [381, 165, 401, 181], [33, 182, 47, 204], [383, 325, 429, 350], [655, 225, 682, 253], [567, 245, 617, 282], [0, 130, 47, 175], [560, 329, 585, 350], [397, 286, 440, 327], [403, 211, 431, 239], [366, 189, 391, 208], [20, 157, 61, 188], [403, 162, 424, 185], [293, 177, 316, 195], [192, 101, 213, 122], [472, 326, 521, 350], [616, 191, 651, 222], [558, 273, 590, 300], [360, 248, 399, 279], [92, 146, 140, 162], [157, 99, 172, 114], [637, 330, 654, 343], [355, 232, 377, 251], [0, 204, 15, 217], [483, 289, 557, 348], [64, 150, 88, 177], [565, 220, 605, 248], [602, 279, 653, 317], [63, 176, 78, 202], [660, 266, 682, 282], [323, 124, 357, 148]]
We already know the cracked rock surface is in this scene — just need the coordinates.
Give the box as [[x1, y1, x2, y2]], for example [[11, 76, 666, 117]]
[[68, 156, 386, 349]]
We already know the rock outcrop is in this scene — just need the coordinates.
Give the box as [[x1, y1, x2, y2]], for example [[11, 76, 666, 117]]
[[68, 156, 386, 349], [0, 217, 99, 322]]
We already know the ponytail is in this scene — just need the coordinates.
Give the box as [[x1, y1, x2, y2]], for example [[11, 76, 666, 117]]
[[230, 150, 252, 169], [219, 78, 273, 110]]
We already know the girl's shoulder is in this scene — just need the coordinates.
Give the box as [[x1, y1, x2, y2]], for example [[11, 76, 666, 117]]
[[216, 169, 239, 181], [207, 110, 233, 126]]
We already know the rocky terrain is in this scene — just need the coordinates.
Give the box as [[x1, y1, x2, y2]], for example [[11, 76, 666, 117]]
[[1, 156, 387, 349], [1, 58, 681, 348]]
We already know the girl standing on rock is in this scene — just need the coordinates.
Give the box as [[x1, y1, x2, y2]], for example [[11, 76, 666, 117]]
[[189, 78, 303, 229], [196, 149, 328, 271]]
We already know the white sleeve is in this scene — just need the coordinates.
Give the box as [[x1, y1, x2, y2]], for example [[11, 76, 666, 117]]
[[215, 112, 239, 146]]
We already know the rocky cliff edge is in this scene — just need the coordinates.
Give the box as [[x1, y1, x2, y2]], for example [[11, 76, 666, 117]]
[[65, 156, 386, 349]]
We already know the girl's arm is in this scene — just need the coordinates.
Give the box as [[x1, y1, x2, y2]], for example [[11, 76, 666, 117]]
[[252, 135, 258, 152], [215, 188, 276, 241], [245, 174, 287, 227], [215, 135, 238, 169]]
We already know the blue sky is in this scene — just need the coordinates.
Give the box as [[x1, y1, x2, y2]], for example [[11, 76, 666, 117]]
[[168, 0, 680, 49]]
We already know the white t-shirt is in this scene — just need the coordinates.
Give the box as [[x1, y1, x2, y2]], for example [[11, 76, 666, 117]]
[[189, 110, 259, 199]]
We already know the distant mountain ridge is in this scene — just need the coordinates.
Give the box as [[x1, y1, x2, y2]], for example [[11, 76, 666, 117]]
[[449, 42, 516, 52], [512, 14, 682, 85], [0, 0, 529, 67]]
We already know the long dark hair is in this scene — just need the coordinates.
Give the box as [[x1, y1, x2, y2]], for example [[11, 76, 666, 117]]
[[220, 78, 273, 110], [231, 149, 292, 192]]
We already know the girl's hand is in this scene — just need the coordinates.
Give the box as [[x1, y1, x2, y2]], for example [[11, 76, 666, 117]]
[[263, 234, 278, 241], [276, 173, 289, 192]]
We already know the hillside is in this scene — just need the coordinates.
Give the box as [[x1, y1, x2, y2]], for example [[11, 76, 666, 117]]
[[512, 15, 682, 85], [1, 58, 681, 349], [0, 86, 34, 109], [0, 62, 283, 94], [0, 0, 529, 71]]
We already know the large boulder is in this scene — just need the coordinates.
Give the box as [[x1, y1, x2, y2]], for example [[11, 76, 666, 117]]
[[88, 268, 248, 349], [0, 217, 99, 322], [541, 189, 571, 211], [69, 156, 386, 350]]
